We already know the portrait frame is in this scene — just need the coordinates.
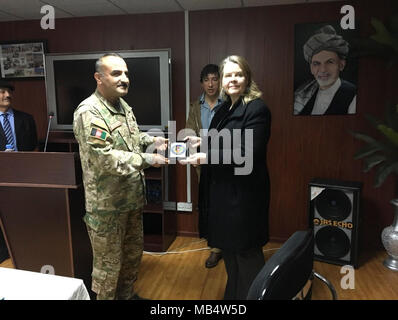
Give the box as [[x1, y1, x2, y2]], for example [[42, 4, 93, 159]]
[[0, 40, 47, 80], [293, 22, 359, 116]]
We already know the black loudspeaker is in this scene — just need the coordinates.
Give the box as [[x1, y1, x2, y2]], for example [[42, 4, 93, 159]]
[[309, 178, 362, 268]]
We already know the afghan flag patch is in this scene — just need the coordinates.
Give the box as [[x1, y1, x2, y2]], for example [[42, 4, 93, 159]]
[[90, 127, 107, 141]]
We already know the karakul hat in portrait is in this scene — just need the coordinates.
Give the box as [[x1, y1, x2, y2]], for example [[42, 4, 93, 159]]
[[303, 25, 349, 63]]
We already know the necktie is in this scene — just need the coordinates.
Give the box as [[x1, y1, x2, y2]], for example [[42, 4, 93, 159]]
[[1, 113, 15, 149]]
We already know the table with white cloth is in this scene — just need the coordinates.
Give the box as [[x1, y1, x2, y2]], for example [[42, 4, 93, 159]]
[[0, 267, 90, 300]]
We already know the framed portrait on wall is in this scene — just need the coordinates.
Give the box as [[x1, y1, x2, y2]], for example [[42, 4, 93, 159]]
[[0, 40, 47, 79], [293, 22, 359, 116]]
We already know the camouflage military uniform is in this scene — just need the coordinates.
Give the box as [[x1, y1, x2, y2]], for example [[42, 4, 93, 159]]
[[73, 90, 155, 300]]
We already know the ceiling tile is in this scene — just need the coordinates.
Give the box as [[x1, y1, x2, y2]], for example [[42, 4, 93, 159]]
[[308, 0, 341, 2], [178, 0, 242, 11], [0, 0, 344, 22], [0, 0, 73, 20], [0, 10, 24, 22], [243, 0, 339, 6], [45, 0, 124, 17], [0, 0, 48, 19], [111, 0, 182, 14], [243, 0, 304, 6]]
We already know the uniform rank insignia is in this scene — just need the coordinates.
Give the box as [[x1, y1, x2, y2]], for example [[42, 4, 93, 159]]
[[90, 127, 107, 141], [109, 121, 122, 132]]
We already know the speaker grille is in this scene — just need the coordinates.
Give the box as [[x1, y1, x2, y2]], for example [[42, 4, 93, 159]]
[[309, 178, 362, 268], [315, 226, 351, 259], [314, 189, 351, 221]]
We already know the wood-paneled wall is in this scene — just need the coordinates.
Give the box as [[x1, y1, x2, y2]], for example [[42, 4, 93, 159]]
[[1, 0, 397, 248], [188, 0, 398, 249], [0, 11, 190, 237]]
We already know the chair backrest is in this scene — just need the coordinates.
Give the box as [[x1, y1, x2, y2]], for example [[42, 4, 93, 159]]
[[247, 229, 314, 300]]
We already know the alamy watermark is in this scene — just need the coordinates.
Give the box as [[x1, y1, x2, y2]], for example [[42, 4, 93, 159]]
[[39, 4, 354, 31], [340, 5, 355, 30], [340, 265, 355, 290], [40, 264, 55, 274], [145, 121, 255, 176], [40, 5, 55, 30]]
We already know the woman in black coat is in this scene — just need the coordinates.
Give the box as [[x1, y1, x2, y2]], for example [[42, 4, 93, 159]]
[[184, 55, 271, 299]]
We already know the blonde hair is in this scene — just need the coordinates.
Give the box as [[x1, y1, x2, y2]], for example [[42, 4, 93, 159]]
[[219, 55, 262, 105]]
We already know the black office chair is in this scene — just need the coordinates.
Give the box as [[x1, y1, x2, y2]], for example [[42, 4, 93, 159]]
[[247, 229, 337, 300]]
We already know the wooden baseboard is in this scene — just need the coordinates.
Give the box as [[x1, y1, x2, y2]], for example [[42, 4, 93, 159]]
[[269, 236, 287, 243], [177, 231, 199, 238], [176, 233, 287, 243]]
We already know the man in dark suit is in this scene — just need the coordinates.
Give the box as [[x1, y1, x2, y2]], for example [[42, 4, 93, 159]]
[[0, 79, 38, 263], [0, 79, 38, 151]]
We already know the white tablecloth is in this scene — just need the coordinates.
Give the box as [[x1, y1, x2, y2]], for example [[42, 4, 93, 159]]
[[0, 267, 90, 300]]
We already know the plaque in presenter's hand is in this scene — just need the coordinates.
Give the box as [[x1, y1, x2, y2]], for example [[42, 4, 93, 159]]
[[168, 141, 188, 159]]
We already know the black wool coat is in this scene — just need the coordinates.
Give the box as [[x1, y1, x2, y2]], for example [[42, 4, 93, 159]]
[[198, 97, 271, 251]]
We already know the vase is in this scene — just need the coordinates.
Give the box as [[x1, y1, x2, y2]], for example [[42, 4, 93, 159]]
[[381, 199, 398, 271]]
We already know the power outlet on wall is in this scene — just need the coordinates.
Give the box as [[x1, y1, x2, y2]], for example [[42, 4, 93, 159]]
[[163, 201, 176, 211], [177, 202, 192, 212]]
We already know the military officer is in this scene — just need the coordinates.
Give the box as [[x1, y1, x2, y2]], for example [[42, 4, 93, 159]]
[[73, 53, 168, 300]]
